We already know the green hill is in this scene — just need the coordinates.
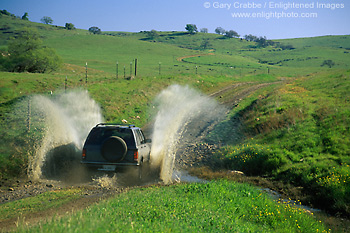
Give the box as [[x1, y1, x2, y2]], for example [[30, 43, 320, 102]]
[[1, 14, 349, 78], [0, 12, 349, 222]]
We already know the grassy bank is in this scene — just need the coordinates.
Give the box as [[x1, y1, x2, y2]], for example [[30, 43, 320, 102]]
[[0, 188, 83, 221], [212, 70, 350, 216], [1, 12, 349, 223], [17, 180, 329, 232]]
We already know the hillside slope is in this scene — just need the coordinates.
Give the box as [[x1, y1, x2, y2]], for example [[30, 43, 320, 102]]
[[1, 14, 349, 78], [0, 11, 349, 219]]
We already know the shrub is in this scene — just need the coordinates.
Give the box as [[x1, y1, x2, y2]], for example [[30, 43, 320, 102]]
[[65, 23, 75, 30], [321, 60, 335, 68], [88, 26, 101, 34], [40, 16, 53, 25], [2, 28, 62, 73]]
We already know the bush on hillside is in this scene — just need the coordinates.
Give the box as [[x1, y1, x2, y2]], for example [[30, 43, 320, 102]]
[[321, 59, 335, 68], [65, 23, 75, 30], [89, 26, 101, 34], [224, 30, 240, 38], [41, 16, 53, 25], [185, 24, 198, 34], [0, 9, 16, 17], [1, 27, 62, 73]]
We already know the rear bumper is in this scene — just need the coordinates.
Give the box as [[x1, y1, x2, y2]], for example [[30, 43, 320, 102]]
[[81, 161, 140, 171], [81, 161, 140, 166]]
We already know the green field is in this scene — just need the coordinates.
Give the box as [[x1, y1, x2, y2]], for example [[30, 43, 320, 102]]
[[211, 70, 350, 215], [16, 181, 329, 232], [0, 13, 349, 231]]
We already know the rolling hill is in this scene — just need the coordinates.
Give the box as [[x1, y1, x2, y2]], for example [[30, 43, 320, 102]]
[[1, 14, 349, 78], [0, 12, 349, 225]]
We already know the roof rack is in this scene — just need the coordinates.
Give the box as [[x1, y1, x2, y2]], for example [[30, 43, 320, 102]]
[[95, 123, 136, 128]]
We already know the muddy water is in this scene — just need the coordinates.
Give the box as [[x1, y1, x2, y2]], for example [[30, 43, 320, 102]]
[[17, 83, 230, 187], [150, 84, 226, 184], [28, 90, 103, 181], [24, 86, 221, 185]]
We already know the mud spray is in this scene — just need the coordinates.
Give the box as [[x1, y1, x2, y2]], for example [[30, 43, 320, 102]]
[[28, 90, 103, 181], [151, 85, 226, 184], [24, 85, 223, 185]]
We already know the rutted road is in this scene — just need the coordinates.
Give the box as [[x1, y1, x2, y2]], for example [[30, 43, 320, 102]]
[[0, 81, 278, 231], [5, 80, 348, 232]]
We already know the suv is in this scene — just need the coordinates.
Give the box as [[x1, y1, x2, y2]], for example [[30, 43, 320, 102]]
[[81, 123, 151, 179]]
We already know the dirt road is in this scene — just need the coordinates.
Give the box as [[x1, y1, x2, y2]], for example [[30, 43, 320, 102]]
[[1, 80, 349, 232], [0, 81, 272, 230], [176, 53, 214, 62]]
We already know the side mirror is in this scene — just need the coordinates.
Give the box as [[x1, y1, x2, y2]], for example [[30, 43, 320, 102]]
[[145, 139, 152, 143]]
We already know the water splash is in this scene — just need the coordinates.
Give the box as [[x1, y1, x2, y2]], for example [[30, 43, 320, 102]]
[[28, 90, 103, 180], [92, 174, 118, 188], [151, 85, 225, 184]]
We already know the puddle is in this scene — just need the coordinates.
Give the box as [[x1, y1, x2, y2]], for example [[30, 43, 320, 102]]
[[260, 188, 321, 213], [172, 170, 208, 183]]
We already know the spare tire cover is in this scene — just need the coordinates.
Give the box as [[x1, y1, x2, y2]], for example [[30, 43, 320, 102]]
[[101, 136, 127, 162]]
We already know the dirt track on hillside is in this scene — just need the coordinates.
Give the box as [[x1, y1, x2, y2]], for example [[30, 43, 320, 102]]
[[1, 81, 349, 232], [176, 53, 214, 62]]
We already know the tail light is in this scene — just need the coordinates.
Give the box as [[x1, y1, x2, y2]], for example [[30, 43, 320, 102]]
[[82, 148, 86, 159], [133, 150, 139, 161]]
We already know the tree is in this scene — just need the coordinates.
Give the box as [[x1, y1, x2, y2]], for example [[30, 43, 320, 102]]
[[215, 27, 225, 35], [200, 28, 208, 33], [185, 24, 198, 34], [89, 26, 101, 34], [256, 36, 268, 47], [200, 39, 212, 50], [3, 28, 62, 73], [146, 30, 158, 39], [65, 23, 75, 30], [21, 12, 29, 20], [225, 30, 240, 38], [244, 34, 258, 42], [0, 9, 15, 17], [321, 60, 335, 68], [41, 16, 53, 25]]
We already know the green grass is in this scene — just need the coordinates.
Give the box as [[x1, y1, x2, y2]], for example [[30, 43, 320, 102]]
[[0, 188, 83, 221], [3, 15, 349, 79], [275, 35, 350, 50], [0, 14, 88, 51], [44, 34, 202, 76], [212, 70, 350, 215], [129, 31, 350, 74], [0, 10, 349, 224], [17, 180, 329, 232]]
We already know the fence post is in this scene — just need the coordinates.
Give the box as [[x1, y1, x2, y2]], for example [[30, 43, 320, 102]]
[[130, 62, 132, 77], [65, 76, 67, 92], [135, 59, 137, 77], [85, 62, 88, 84], [27, 98, 31, 133], [116, 61, 119, 79]]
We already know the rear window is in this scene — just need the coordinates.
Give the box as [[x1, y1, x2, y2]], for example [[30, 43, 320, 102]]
[[85, 127, 135, 147], [135, 129, 146, 145]]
